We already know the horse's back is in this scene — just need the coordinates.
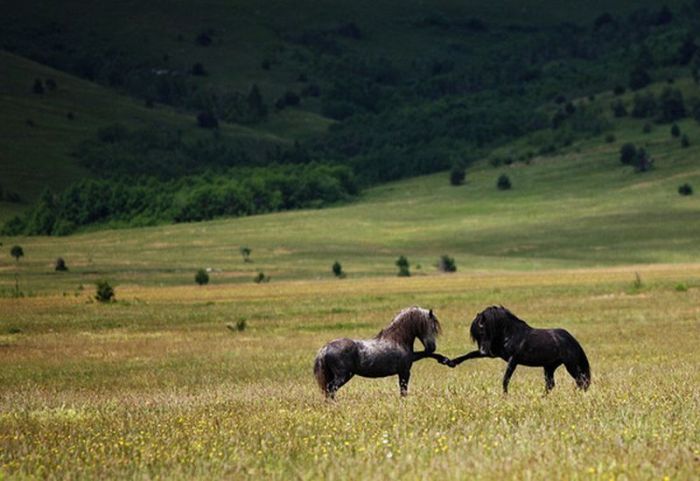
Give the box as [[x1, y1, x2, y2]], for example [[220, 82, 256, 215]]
[[317, 338, 360, 368]]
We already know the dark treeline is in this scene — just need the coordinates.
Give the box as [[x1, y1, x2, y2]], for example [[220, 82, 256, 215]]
[[2, 163, 356, 235]]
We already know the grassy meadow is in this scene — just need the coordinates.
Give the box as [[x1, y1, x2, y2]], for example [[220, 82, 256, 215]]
[[0, 266, 699, 480], [1, 120, 700, 479]]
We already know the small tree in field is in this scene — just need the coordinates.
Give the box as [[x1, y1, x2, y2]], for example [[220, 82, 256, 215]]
[[55, 257, 68, 271], [450, 165, 466, 186], [95, 280, 115, 303], [11, 245, 24, 296], [195, 268, 209, 285], [396, 256, 410, 277], [332, 261, 345, 278], [438, 255, 457, 273], [619, 143, 637, 165], [497, 174, 512, 190], [678, 183, 693, 196], [671, 123, 681, 138], [240, 246, 252, 263]]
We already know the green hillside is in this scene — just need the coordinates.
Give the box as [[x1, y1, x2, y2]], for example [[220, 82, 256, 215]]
[[0, 50, 332, 219], [1, 108, 698, 295]]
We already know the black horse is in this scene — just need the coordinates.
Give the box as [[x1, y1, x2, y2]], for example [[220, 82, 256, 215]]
[[313, 307, 449, 399], [446, 306, 590, 393]]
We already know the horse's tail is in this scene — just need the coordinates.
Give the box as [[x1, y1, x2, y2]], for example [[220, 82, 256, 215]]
[[313, 348, 328, 395], [562, 330, 591, 390]]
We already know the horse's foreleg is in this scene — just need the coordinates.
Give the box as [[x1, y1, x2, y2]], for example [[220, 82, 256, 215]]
[[412, 351, 450, 364], [398, 370, 411, 397], [450, 350, 485, 367], [544, 365, 557, 392], [502, 358, 517, 394]]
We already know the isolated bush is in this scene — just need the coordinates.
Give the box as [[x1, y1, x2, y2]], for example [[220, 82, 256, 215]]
[[284, 91, 300, 106], [678, 183, 693, 195], [10, 245, 24, 261], [254, 272, 270, 283], [196, 111, 218, 128], [613, 85, 626, 96], [195, 268, 209, 285], [437, 255, 457, 273], [32, 78, 44, 94], [396, 255, 410, 277], [196, 32, 212, 46], [95, 280, 115, 302], [240, 246, 252, 263], [605, 133, 616, 143], [611, 99, 627, 117], [55, 257, 68, 271], [681, 134, 690, 148], [642, 122, 653, 133], [670, 123, 680, 137], [619, 143, 637, 165], [634, 148, 653, 172], [191, 62, 207, 76], [497, 174, 512, 190], [450, 165, 466, 186], [236, 319, 247, 331], [657, 88, 685, 123], [332, 261, 345, 278], [45, 78, 57, 91]]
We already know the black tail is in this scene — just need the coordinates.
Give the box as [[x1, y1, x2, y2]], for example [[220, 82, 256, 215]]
[[562, 330, 591, 390], [313, 350, 328, 396]]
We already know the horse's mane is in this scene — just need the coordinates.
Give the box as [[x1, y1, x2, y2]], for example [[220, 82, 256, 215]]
[[470, 305, 529, 342], [376, 306, 440, 345]]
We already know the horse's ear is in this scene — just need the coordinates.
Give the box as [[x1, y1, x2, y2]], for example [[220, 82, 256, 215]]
[[429, 309, 433, 318]]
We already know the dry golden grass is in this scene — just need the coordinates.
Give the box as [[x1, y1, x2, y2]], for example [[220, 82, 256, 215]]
[[1, 265, 699, 479]]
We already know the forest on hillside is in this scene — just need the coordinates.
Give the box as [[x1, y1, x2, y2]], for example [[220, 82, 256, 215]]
[[2, 2, 700, 234]]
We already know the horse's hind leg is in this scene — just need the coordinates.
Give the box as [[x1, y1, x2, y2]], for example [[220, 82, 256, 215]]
[[327, 371, 353, 400], [398, 370, 411, 397], [544, 365, 558, 392]]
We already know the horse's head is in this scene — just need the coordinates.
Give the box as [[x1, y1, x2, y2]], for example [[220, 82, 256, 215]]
[[469, 306, 509, 356], [417, 308, 441, 353]]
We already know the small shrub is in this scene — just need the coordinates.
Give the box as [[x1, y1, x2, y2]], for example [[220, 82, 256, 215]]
[[619, 143, 637, 165], [95, 280, 115, 303], [613, 85, 626, 96], [261, 59, 271, 70], [678, 183, 693, 196], [681, 134, 690, 148], [196, 32, 212, 46], [10, 245, 24, 261], [32, 78, 44, 94], [437, 255, 457, 273], [396, 256, 410, 277], [45, 78, 57, 91], [670, 123, 681, 137], [450, 165, 466, 186], [332, 261, 345, 278], [284, 91, 300, 106], [240, 246, 252, 263], [55, 257, 68, 271], [191, 62, 207, 76], [226, 318, 248, 332], [675, 283, 688, 292], [497, 174, 512, 190], [196, 111, 218, 128], [195, 268, 209, 285], [642, 122, 652, 133], [254, 272, 270, 283], [605, 133, 616, 143]]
